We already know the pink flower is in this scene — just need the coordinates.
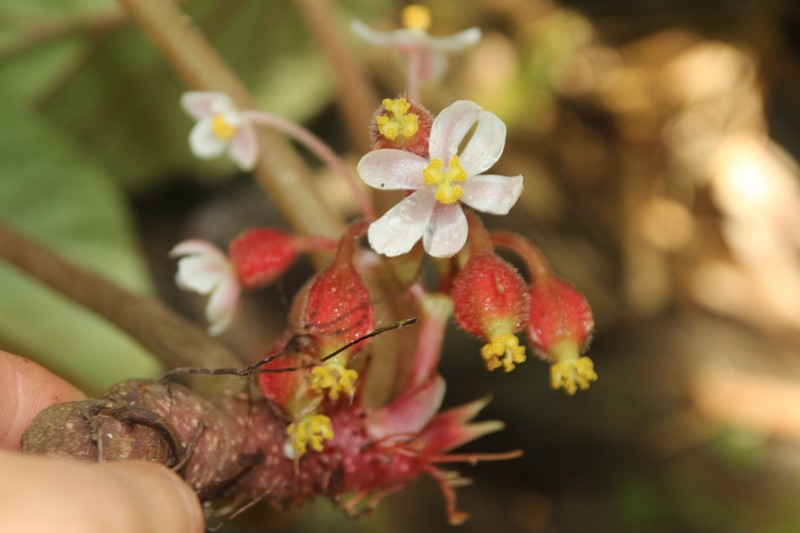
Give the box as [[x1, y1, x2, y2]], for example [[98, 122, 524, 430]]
[[170, 240, 241, 336], [180, 92, 259, 171], [357, 100, 523, 257]]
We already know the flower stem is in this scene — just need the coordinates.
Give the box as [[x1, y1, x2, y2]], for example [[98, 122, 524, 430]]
[[0, 223, 242, 371], [406, 49, 422, 103], [242, 111, 375, 220], [119, 0, 345, 238]]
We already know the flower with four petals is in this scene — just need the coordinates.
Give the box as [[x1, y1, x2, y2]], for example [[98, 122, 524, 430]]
[[357, 100, 523, 258], [170, 239, 241, 336]]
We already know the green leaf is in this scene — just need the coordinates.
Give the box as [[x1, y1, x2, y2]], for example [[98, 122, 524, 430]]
[[0, 95, 162, 395]]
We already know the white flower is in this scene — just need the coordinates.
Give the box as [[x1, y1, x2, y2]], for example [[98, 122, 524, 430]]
[[351, 5, 481, 84], [358, 100, 523, 258], [181, 92, 258, 171], [170, 239, 241, 336]]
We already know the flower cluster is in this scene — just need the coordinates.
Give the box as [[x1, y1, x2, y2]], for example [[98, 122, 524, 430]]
[[169, 3, 598, 525]]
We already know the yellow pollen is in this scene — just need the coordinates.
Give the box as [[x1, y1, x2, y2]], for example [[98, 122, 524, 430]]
[[309, 363, 359, 401], [549, 340, 598, 395], [376, 98, 419, 141], [402, 5, 431, 31], [286, 414, 334, 458], [211, 114, 238, 140], [423, 156, 468, 204], [480, 333, 527, 372]]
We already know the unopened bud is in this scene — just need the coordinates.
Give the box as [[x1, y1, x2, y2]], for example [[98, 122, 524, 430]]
[[228, 228, 298, 289]]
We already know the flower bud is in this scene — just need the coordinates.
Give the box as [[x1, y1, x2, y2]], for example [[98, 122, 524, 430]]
[[451, 252, 530, 372], [228, 228, 298, 289], [371, 97, 433, 158], [528, 275, 596, 395]]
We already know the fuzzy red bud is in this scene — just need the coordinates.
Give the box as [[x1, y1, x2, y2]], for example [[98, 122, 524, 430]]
[[228, 228, 298, 289]]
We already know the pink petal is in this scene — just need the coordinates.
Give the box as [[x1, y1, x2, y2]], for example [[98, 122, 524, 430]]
[[428, 100, 481, 162], [350, 19, 394, 47], [367, 188, 436, 256], [357, 149, 428, 190], [458, 110, 506, 176], [181, 92, 227, 120], [170, 240, 230, 294], [188, 119, 228, 159], [366, 375, 446, 441], [229, 123, 259, 171], [460, 174, 523, 215], [423, 202, 468, 257], [170, 239, 225, 258], [431, 28, 482, 52]]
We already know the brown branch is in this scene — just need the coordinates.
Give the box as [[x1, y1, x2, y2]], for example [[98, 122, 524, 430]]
[[118, 0, 345, 239], [0, 222, 241, 371]]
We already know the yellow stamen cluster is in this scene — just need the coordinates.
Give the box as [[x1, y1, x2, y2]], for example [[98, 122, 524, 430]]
[[211, 114, 238, 140], [309, 363, 359, 401], [423, 156, 468, 204], [376, 98, 419, 141], [550, 356, 598, 395], [287, 414, 334, 458], [402, 4, 431, 31], [480, 333, 527, 372]]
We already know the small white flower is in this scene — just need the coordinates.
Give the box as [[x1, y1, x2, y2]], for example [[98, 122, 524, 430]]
[[358, 100, 523, 258], [351, 5, 481, 84], [181, 92, 258, 171], [170, 239, 241, 336]]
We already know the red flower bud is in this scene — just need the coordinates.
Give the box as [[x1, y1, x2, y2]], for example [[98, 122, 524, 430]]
[[528, 275, 596, 395], [228, 228, 298, 289], [451, 252, 530, 372], [371, 97, 432, 158]]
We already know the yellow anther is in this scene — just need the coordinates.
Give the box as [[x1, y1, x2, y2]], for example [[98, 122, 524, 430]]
[[422, 156, 468, 204], [211, 114, 238, 140], [402, 5, 431, 31], [550, 356, 598, 395], [309, 363, 359, 401], [286, 414, 334, 458], [480, 333, 527, 372], [376, 98, 419, 141]]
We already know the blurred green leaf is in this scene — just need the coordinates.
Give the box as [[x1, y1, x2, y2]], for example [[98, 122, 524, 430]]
[[0, 94, 162, 394]]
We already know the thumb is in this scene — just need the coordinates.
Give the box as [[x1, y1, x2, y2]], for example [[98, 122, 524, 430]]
[[0, 450, 204, 533]]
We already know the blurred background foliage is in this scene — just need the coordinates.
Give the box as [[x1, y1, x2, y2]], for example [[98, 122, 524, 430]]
[[3, 0, 800, 531]]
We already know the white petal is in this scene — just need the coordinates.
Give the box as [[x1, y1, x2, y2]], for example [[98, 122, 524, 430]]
[[458, 110, 507, 176], [171, 240, 230, 294], [357, 149, 428, 190], [350, 19, 394, 47], [431, 28, 481, 52], [461, 174, 524, 215], [423, 202, 468, 258], [189, 119, 228, 159], [181, 92, 228, 120], [205, 278, 240, 336], [229, 123, 259, 171], [368, 188, 436, 256], [170, 239, 224, 258], [428, 100, 481, 162]]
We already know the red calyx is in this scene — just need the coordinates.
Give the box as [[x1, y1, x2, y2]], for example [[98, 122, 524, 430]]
[[527, 276, 594, 359], [371, 97, 433, 158], [451, 253, 529, 342]]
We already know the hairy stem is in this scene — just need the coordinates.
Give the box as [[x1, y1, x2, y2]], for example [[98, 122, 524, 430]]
[[119, 0, 344, 238], [0, 223, 241, 371]]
